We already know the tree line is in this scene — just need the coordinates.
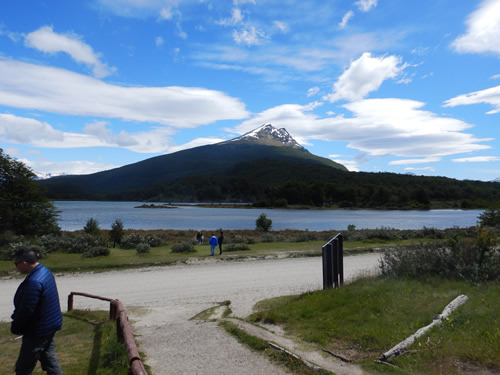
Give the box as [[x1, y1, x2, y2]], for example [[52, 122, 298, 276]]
[[84, 160, 500, 209]]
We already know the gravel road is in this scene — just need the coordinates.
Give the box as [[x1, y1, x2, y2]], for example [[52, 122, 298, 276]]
[[0, 253, 381, 374]]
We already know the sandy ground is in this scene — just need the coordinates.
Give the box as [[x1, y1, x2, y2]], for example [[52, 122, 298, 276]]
[[0, 253, 381, 374]]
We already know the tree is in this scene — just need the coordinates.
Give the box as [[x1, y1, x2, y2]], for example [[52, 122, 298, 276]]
[[478, 209, 500, 227], [0, 149, 60, 236], [109, 219, 124, 247], [255, 213, 272, 232], [83, 218, 101, 236]]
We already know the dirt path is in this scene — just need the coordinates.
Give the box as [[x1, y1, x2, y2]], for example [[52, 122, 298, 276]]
[[0, 253, 381, 374]]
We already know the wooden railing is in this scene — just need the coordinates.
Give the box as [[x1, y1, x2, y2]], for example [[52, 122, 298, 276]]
[[67, 292, 147, 375]]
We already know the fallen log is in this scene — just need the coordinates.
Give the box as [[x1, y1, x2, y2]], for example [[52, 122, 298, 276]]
[[380, 294, 468, 361]]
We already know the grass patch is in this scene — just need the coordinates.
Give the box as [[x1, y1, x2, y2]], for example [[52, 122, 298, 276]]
[[0, 309, 139, 374], [220, 321, 331, 375], [249, 277, 500, 375], [0, 228, 443, 275]]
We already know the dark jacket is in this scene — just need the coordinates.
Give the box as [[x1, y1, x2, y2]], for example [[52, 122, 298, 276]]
[[11, 264, 62, 337]]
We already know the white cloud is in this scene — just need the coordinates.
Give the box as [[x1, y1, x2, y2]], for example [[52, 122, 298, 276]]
[[356, 0, 378, 12], [328, 156, 359, 171], [232, 25, 267, 45], [218, 8, 243, 26], [405, 166, 436, 172], [411, 46, 429, 56], [324, 52, 407, 103], [94, 0, 177, 18], [491, 74, 500, 79], [232, 98, 491, 160], [233, 0, 256, 4], [452, 156, 500, 162], [25, 158, 118, 177], [273, 21, 289, 33], [155, 36, 164, 47], [451, 0, 500, 55], [0, 114, 178, 153], [24, 26, 115, 78], [389, 157, 441, 165], [160, 7, 173, 20], [167, 137, 225, 154], [0, 113, 64, 143], [443, 84, 500, 114], [339, 11, 354, 29], [307, 87, 320, 97], [0, 58, 249, 128]]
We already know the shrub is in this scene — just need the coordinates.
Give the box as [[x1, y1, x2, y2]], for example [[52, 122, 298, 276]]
[[0, 230, 17, 247], [121, 233, 143, 249], [291, 230, 318, 242], [380, 229, 500, 283], [224, 243, 250, 252], [253, 200, 271, 208], [136, 243, 151, 254], [255, 213, 272, 232], [228, 235, 247, 244], [66, 233, 106, 254], [145, 234, 161, 247], [171, 241, 195, 253], [274, 198, 288, 208], [1, 241, 47, 260], [261, 233, 278, 242], [38, 234, 68, 253], [82, 246, 110, 258]]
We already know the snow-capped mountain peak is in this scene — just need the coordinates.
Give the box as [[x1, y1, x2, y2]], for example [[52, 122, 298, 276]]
[[227, 124, 307, 152]]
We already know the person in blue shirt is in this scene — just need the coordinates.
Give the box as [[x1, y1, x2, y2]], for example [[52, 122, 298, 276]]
[[11, 248, 63, 375], [209, 234, 218, 256]]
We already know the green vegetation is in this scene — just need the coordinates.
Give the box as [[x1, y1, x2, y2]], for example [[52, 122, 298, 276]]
[[0, 227, 467, 275], [0, 310, 133, 374], [249, 278, 499, 375], [109, 219, 125, 247], [255, 213, 273, 231], [478, 208, 500, 227], [36, 144, 500, 208], [247, 229, 500, 374], [221, 321, 331, 375], [83, 217, 101, 236], [170, 240, 196, 253], [380, 229, 500, 282], [0, 148, 60, 236]]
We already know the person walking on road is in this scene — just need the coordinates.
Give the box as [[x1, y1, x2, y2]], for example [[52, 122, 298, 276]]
[[11, 248, 63, 375], [209, 234, 218, 256], [218, 231, 224, 255]]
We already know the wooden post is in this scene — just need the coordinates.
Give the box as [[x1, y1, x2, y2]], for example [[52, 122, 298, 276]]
[[67, 293, 74, 311]]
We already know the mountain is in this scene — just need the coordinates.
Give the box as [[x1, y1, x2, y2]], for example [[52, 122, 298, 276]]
[[224, 124, 307, 151], [41, 124, 347, 198], [41, 124, 500, 208]]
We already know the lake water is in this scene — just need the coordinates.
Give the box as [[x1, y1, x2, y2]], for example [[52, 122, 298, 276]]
[[54, 201, 483, 231]]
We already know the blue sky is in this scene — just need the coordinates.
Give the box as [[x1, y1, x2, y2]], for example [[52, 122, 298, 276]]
[[1, 0, 500, 181]]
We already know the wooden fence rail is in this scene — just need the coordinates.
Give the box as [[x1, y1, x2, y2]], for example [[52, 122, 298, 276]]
[[67, 292, 147, 375]]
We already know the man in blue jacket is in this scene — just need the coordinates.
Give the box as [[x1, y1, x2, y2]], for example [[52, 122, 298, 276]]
[[11, 248, 63, 375]]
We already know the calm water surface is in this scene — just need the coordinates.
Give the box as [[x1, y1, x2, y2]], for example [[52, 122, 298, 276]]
[[54, 201, 483, 231]]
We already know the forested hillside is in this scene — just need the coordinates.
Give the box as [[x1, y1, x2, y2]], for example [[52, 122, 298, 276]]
[[50, 159, 500, 209]]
